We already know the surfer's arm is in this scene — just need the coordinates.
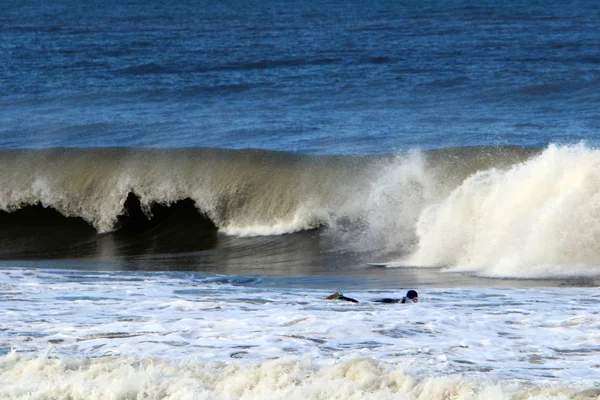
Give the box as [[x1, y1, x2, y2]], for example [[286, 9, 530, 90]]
[[325, 292, 359, 303]]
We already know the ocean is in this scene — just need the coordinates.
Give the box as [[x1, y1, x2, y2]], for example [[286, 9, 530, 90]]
[[1, 0, 600, 398]]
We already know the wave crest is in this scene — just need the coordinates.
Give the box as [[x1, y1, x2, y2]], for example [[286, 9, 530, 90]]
[[11, 145, 600, 280]]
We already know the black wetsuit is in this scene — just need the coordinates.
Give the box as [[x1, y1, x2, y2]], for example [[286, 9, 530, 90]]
[[375, 296, 412, 304], [337, 295, 359, 303], [328, 292, 417, 304], [337, 296, 410, 304]]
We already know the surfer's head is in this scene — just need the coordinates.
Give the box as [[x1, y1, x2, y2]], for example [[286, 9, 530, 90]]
[[406, 290, 418, 303]]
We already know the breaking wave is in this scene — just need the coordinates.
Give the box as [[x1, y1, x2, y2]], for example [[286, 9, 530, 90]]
[[0, 146, 530, 235], [4, 144, 600, 279], [407, 143, 600, 278]]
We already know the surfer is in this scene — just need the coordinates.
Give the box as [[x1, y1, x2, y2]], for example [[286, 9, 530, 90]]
[[325, 290, 418, 304], [375, 289, 419, 304]]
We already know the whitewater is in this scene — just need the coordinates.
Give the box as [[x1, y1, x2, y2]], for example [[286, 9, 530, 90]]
[[1, 267, 600, 400]]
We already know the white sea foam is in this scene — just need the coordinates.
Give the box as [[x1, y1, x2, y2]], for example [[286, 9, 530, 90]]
[[408, 143, 600, 278], [1, 353, 594, 400], [1, 267, 600, 399]]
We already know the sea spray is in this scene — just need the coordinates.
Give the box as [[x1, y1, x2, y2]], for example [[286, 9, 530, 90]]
[[408, 143, 600, 277]]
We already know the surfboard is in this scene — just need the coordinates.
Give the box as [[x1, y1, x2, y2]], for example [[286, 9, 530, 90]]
[[367, 263, 389, 268]]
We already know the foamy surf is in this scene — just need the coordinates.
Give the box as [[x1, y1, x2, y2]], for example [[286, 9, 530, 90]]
[[408, 143, 600, 278], [1, 352, 596, 400], [1, 266, 600, 400]]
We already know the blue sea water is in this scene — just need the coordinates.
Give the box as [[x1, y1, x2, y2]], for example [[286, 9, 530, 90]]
[[2, 0, 599, 153]]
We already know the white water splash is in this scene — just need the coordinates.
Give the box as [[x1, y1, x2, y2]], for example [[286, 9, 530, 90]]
[[408, 143, 600, 278], [1, 267, 600, 400]]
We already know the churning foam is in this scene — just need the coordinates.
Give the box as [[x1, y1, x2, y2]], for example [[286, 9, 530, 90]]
[[2, 267, 600, 399], [408, 144, 600, 277], [0, 352, 592, 400]]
